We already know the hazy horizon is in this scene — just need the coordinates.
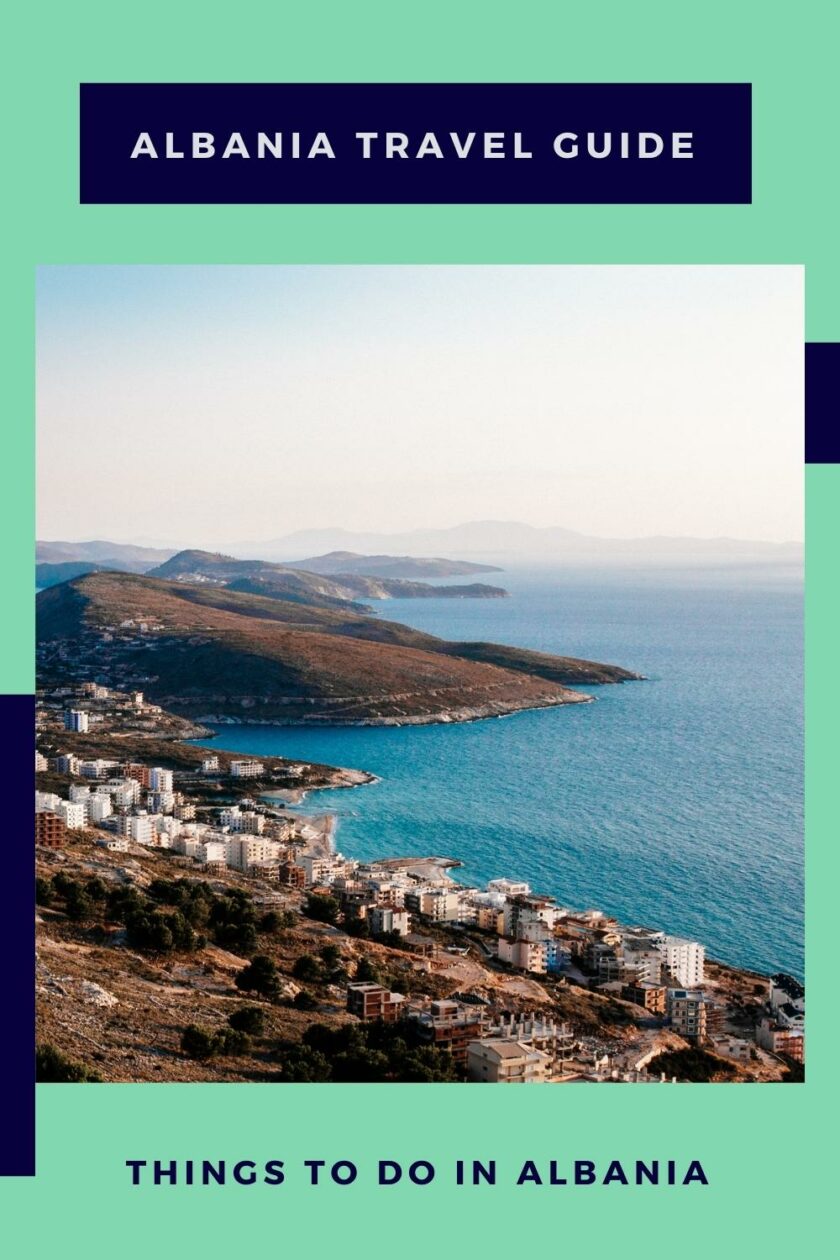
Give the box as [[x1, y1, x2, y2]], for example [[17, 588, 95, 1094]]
[[37, 265, 804, 545]]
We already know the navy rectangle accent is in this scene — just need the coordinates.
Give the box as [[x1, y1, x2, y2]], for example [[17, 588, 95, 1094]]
[[80, 82, 751, 205], [805, 343, 840, 463], [0, 695, 35, 1176]]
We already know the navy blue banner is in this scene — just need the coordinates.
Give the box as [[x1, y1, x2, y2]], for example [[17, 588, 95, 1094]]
[[1, 696, 35, 1176], [805, 343, 840, 463], [79, 83, 751, 204]]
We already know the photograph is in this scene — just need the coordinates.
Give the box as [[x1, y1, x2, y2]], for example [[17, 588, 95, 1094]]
[[34, 263, 804, 1084]]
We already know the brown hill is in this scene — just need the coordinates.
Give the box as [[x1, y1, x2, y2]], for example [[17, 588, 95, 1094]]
[[36, 573, 639, 725]]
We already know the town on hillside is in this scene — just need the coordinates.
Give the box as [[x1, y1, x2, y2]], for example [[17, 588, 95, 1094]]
[[35, 681, 805, 1084]]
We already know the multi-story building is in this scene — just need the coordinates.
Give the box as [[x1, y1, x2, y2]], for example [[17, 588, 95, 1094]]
[[199, 840, 229, 866], [475, 905, 506, 934], [756, 1017, 805, 1063], [201, 756, 219, 774], [122, 812, 157, 845], [667, 989, 708, 1041], [229, 760, 265, 779], [111, 779, 143, 808], [486, 878, 531, 898], [404, 887, 462, 923], [78, 758, 119, 780], [88, 794, 113, 824], [227, 836, 281, 872], [55, 754, 80, 776], [623, 982, 668, 1014], [35, 811, 66, 848], [369, 906, 410, 937], [123, 764, 152, 788], [660, 936, 705, 987], [497, 936, 548, 973], [64, 709, 89, 732], [278, 862, 306, 888], [36, 791, 61, 813], [149, 767, 174, 793], [504, 894, 561, 938], [35, 750, 48, 773], [409, 1000, 484, 1064], [57, 800, 86, 830], [346, 983, 405, 1023], [467, 1039, 553, 1084]]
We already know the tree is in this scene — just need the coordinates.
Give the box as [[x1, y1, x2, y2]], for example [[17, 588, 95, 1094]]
[[35, 877, 53, 906], [354, 957, 379, 983], [303, 893, 339, 924], [36, 1043, 101, 1083], [344, 917, 370, 939], [64, 885, 95, 922], [213, 1027, 251, 1056], [235, 954, 281, 1000], [292, 991, 318, 1011], [181, 1025, 217, 1060], [228, 1006, 266, 1036], [319, 943, 342, 971], [292, 954, 321, 984]]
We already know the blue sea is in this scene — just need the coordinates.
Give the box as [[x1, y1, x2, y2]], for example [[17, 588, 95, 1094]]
[[194, 567, 803, 979]]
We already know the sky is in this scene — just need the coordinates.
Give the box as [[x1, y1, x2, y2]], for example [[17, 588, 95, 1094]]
[[36, 265, 803, 545]]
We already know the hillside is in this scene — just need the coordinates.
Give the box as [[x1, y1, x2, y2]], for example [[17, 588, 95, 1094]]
[[36, 572, 638, 725], [147, 549, 507, 602], [284, 550, 502, 578]]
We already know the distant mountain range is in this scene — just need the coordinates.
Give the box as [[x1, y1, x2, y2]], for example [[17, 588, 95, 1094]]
[[36, 521, 803, 580], [36, 540, 176, 569], [232, 521, 803, 567]]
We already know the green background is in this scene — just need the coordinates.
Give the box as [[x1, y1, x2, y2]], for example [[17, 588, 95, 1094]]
[[4, 1, 833, 1254]]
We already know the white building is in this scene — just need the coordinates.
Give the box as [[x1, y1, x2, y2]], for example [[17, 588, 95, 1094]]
[[148, 790, 176, 814], [107, 778, 142, 808], [148, 767, 173, 793], [123, 813, 157, 845], [35, 791, 61, 813], [88, 794, 112, 824], [57, 800, 86, 831], [35, 750, 47, 773], [369, 906, 410, 937], [199, 840, 229, 866], [78, 759, 119, 780], [487, 878, 531, 898], [96, 837, 129, 852], [201, 756, 219, 774], [660, 936, 705, 987], [64, 709, 89, 733], [229, 760, 265, 779]]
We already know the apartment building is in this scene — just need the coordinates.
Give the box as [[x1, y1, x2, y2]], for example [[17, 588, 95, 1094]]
[[35, 811, 66, 848], [229, 760, 265, 779], [346, 983, 405, 1023], [667, 989, 708, 1041], [369, 906, 410, 937], [467, 1039, 552, 1084]]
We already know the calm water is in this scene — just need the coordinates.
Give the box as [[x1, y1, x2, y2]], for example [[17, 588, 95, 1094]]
[[194, 568, 803, 978]]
